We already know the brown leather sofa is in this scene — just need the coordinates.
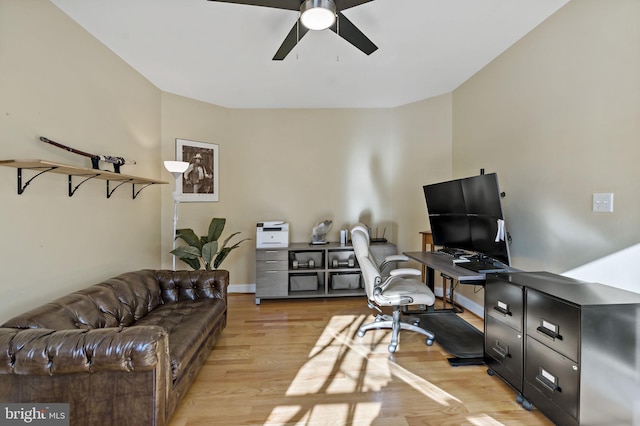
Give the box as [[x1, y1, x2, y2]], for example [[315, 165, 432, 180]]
[[0, 269, 229, 426]]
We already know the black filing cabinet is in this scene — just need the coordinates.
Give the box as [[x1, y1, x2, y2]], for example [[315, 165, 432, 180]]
[[485, 271, 640, 426], [484, 277, 525, 401]]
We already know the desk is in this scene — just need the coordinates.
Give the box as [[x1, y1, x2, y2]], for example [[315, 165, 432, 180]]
[[404, 250, 520, 307], [403, 251, 491, 366], [418, 231, 434, 281], [404, 251, 486, 286], [404, 251, 487, 311]]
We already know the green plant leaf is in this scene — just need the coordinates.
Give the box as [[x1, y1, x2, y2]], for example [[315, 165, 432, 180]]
[[201, 241, 218, 266], [207, 218, 226, 242], [221, 231, 241, 247], [213, 247, 232, 269], [181, 257, 202, 270], [170, 246, 201, 259], [214, 237, 251, 268], [171, 217, 249, 270], [175, 228, 202, 250]]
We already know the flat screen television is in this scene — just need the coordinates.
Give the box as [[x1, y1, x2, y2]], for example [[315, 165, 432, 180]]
[[423, 173, 511, 265]]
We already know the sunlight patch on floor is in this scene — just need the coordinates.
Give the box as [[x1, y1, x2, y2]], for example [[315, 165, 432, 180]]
[[287, 314, 390, 395], [265, 403, 381, 426], [285, 314, 462, 407], [388, 362, 461, 406], [466, 414, 507, 425], [261, 312, 514, 425]]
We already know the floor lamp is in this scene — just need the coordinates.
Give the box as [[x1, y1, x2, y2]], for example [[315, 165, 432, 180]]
[[164, 160, 190, 270]]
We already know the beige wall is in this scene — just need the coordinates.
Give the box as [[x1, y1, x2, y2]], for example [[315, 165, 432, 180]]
[[452, 0, 640, 306], [160, 94, 453, 285], [0, 0, 162, 321], [3, 0, 637, 320]]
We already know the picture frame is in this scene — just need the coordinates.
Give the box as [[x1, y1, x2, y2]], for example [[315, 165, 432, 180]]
[[176, 138, 219, 202]]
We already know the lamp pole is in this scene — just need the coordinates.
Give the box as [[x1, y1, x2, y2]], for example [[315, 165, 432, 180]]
[[164, 161, 190, 270]]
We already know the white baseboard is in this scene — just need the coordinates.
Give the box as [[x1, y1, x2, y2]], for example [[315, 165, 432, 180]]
[[229, 283, 255, 294]]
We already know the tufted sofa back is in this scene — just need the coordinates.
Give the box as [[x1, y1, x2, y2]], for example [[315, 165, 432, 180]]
[[2, 269, 228, 330]]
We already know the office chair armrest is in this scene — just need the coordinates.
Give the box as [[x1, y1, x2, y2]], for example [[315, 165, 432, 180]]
[[378, 254, 409, 271], [389, 268, 421, 277], [377, 270, 419, 293], [385, 254, 409, 262]]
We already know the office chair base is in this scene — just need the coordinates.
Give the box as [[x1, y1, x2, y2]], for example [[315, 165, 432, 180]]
[[358, 309, 435, 353]]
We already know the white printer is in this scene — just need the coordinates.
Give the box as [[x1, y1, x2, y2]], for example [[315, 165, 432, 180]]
[[256, 221, 289, 248]]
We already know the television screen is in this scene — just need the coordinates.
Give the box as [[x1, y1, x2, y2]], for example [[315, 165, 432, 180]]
[[423, 173, 510, 265]]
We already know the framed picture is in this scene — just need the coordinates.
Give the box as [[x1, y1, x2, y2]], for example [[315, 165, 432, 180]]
[[176, 138, 219, 202]]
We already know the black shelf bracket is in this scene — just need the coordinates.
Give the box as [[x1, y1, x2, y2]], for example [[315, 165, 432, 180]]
[[106, 178, 133, 199], [17, 166, 58, 195], [68, 173, 100, 197], [132, 182, 155, 200]]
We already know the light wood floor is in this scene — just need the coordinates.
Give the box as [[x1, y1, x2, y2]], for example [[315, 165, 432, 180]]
[[169, 294, 553, 426]]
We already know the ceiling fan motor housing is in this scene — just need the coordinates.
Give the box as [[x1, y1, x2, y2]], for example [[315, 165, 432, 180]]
[[300, 0, 337, 30]]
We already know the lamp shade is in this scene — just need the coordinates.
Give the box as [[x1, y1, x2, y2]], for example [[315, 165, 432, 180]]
[[164, 161, 189, 174], [300, 0, 336, 31]]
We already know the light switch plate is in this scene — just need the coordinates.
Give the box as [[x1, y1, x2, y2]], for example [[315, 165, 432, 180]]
[[593, 193, 614, 213]]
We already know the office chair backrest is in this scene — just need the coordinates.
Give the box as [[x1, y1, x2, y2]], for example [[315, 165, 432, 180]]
[[351, 225, 379, 301], [351, 224, 369, 244], [358, 253, 382, 301], [350, 224, 370, 262]]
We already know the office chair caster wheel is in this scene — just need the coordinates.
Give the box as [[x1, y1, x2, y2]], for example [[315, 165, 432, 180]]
[[357, 330, 365, 338], [388, 344, 397, 353], [426, 338, 434, 346]]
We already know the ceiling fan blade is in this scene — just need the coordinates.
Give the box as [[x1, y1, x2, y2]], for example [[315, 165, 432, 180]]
[[334, 0, 373, 11], [331, 12, 377, 56], [273, 20, 310, 60], [207, 0, 300, 11]]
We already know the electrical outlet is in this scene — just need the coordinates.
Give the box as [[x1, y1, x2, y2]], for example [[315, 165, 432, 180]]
[[593, 193, 614, 213]]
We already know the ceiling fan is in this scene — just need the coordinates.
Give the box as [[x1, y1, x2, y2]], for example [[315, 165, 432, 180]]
[[207, 0, 378, 60]]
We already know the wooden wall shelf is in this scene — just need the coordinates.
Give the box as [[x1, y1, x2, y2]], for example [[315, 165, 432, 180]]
[[0, 159, 167, 199]]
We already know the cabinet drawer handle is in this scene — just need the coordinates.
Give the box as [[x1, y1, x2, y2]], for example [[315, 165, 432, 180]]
[[491, 345, 509, 360], [536, 319, 562, 341], [492, 300, 511, 316], [536, 326, 562, 340], [265, 270, 279, 274], [535, 369, 561, 393], [492, 306, 512, 316]]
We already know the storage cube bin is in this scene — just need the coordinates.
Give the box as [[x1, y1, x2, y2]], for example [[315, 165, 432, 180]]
[[289, 273, 319, 291], [330, 272, 361, 290]]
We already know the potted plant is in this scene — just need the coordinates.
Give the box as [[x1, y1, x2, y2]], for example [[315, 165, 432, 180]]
[[171, 217, 250, 270]]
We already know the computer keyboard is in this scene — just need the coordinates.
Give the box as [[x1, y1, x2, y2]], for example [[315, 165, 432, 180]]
[[438, 247, 468, 257]]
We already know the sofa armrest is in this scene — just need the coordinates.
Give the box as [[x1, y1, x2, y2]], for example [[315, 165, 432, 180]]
[[0, 325, 169, 376]]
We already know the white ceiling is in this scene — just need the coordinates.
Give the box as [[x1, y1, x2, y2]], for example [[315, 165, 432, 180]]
[[51, 0, 568, 109]]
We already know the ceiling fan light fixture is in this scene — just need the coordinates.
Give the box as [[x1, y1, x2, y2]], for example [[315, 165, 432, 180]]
[[300, 0, 336, 31]]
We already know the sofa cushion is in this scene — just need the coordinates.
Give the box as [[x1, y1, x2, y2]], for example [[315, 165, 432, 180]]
[[134, 298, 226, 381]]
